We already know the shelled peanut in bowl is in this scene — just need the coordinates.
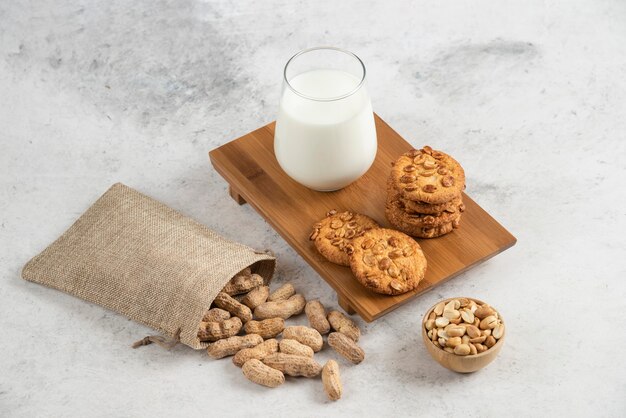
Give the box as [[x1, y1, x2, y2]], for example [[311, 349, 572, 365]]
[[422, 297, 505, 373]]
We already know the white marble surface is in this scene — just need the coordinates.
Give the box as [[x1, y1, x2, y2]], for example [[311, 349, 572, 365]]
[[1, 0, 625, 416]]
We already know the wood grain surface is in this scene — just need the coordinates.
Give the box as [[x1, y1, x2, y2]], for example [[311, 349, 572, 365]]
[[209, 115, 516, 322]]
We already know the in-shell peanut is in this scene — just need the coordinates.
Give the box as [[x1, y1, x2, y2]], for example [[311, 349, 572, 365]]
[[279, 339, 314, 358], [197, 317, 243, 342], [202, 308, 231, 323], [233, 339, 279, 367], [241, 285, 270, 310], [267, 283, 295, 302], [242, 359, 285, 388], [282, 326, 324, 352], [254, 294, 306, 320], [243, 318, 285, 339], [262, 353, 322, 378], [305, 300, 330, 335], [222, 272, 264, 296], [327, 310, 360, 342], [206, 334, 263, 359], [213, 292, 253, 323], [322, 360, 342, 401], [328, 332, 365, 364]]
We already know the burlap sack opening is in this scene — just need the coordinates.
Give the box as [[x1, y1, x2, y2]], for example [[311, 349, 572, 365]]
[[22, 183, 276, 349]]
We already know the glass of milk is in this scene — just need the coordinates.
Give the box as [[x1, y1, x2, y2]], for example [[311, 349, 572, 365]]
[[274, 47, 377, 191]]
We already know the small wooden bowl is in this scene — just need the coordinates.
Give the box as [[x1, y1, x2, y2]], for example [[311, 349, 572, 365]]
[[421, 297, 505, 373]]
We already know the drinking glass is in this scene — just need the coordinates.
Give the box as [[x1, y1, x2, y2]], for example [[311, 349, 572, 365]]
[[274, 47, 377, 191]]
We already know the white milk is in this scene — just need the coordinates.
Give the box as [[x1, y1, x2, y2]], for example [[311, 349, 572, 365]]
[[274, 69, 377, 191]]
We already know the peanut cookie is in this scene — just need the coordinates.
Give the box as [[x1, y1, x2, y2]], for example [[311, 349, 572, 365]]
[[348, 228, 427, 295], [310, 210, 379, 266], [390, 146, 465, 204], [386, 177, 464, 215], [385, 204, 461, 238], [404, 196, 465, 216], [385, 196, 463, 228]]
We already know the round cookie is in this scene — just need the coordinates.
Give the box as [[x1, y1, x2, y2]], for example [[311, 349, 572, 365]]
[[390, 146, 465, 204], [404, 196, 464, 216], [385, 196, 464, 228], [310, 210, 379, 266], [349, 228, 427, 295], [389, 213, 461, 239], [385, 204, 461, 239], [386, 177, 464, 215]]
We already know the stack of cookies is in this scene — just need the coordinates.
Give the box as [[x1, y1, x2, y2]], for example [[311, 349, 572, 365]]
[[385, 145, 466, 238], [310, 210, 427, 296]]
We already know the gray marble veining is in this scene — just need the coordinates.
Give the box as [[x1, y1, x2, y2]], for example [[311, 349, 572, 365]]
[[1, 0, 625, 416]]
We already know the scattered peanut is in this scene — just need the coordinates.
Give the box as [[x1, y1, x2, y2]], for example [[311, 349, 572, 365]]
[[328, 332, 365, 364], [279, 339, 314, 358], [213, 292, 253, 323], [233, 339, 279, 367], [254, 294, 306, 320], [207, 334, 264, 359], [243, 318, 285, 339], [197, 317, 243, 342], [322, 360, 342, 401], [305, 300, 331, 335], [241, 285, 270, 310], [242, 359, 285, 388], [327, 310, 360, 342], [202, 307, 231, 323], [205, 279, 368, 399], [267, 283, 295, 301], [282, 326, 323, 352], [425, 298, 504, 356], [222, 271, 264, 296], [262, 353, 322, 378]]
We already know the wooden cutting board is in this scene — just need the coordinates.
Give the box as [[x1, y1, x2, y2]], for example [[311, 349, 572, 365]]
[[209, 114, 516, 322]]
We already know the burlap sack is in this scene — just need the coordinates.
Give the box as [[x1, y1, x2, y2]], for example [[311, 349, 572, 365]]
[[22, 183, 275, 349]]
